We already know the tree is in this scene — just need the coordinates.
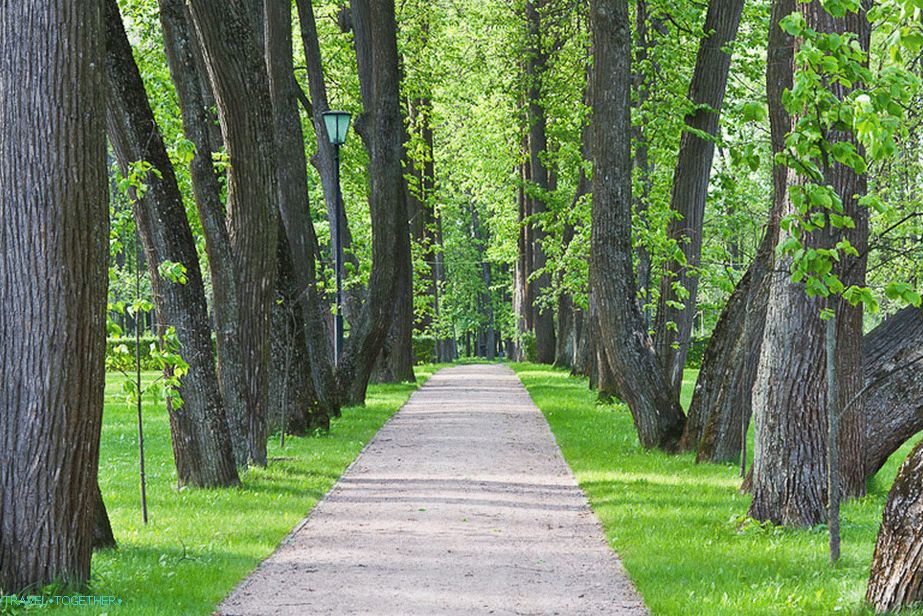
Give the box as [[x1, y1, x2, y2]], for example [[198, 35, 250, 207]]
[[653, 0, 746, 397], [264, 0, 340, 415], [104, 0, 239, 488], [295, 0, 365, 326], [0, 0, 109, 592], [866, 438, 923, 612], [186, 0, 280, 465], [158, 0, 251, 468], [589, 0, 686, 451], [863, 307, 923, 478], [524, 0, 556, 364], [681, 0, 794, 461], [749, 0, 871, 526], [335, 0, 413, 404]]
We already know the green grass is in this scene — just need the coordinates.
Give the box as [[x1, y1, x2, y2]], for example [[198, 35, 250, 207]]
[[47, 366, 435, 615], [512, 362, 922, 616]]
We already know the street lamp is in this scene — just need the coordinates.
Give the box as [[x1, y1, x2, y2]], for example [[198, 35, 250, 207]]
[[322, 110, 351, 364]]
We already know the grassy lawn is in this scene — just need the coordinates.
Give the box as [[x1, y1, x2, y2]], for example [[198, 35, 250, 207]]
[[513, 362, 922, 616], [39, 367, 435, 615]]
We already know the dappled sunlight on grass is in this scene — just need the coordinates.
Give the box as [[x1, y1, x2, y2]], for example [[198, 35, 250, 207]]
[[514, 362, 920, 616]]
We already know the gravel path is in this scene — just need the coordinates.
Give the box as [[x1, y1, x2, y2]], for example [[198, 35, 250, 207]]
[[219, 364, 648, 615]]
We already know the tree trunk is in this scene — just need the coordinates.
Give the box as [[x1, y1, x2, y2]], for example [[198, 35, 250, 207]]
[[295, 0, 364, 326], [264, 0, 340, 416], [92, 484, 117, 552], [336, 0, 409, 405], [864, 307, 923, 478], [525, 0, 556, 364], [268, 233, 328, 437], [571, 309, 590, 377], [104, 0, 239, 488], [653, 0, 746, 397], [0, 0, 108, 592], [158, 0, 250, 468], [682, 0, 793, 462], [749, 0, 869, 526], [632, 0, 662, 315], [473, 204, 496, 361], [187, 0, 280, 467], [554, 292, 575, 368], [589, 0, 686, 450], [371, 135, 417, 383], [866, 439, 923, 612], [681, 266, 752, 453]]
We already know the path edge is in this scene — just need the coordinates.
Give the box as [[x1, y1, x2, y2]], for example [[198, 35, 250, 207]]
[[217, 369, 442, 612], [507, 361, 650, 613]]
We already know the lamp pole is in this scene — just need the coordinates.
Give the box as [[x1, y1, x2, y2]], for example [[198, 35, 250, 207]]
[[333, 142, 343, 365], [322, 110, 351, 365]]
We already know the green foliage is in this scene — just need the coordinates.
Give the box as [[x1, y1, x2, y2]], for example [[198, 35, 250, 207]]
[[515, 363, 917, 615], [105, 336, 161, 370], [776, 3, 921, 312]]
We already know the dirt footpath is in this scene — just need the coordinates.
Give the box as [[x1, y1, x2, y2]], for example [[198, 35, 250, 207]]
[[219, 364, 648, 615]]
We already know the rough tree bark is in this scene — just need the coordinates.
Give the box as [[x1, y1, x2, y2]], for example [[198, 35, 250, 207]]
[[104, 0, 239, 488], [371, 105, 419, 383], [158, 0, 250, 468], [863, 307, 923, 478], [749, 0, 869, 526], [525, 0, 556, 364], [633, 0, 664, 311], [186, 0, 280, 466], [589, 0, 686, 450], [682, 0, 793, 461], [866, 438, 923, 612], [0, 0, 109, 592], [335, 0, 411, 405], [264, 0, 340, 415], [268, 234, 328, 436], [653, 0, 746, 397]]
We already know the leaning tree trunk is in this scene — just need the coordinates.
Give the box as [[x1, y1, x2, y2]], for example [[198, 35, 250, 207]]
[[866, 439, 923, 612], [653, 0, 746, 397], [589, 0, 686, 450], [334, 0, 412, 405], [863, 307, 923, 478], [682, 0, 792, 461], [187, 0, 280, 466], [0, 0, 108, 592], [749, 0, 870, 526], [104, 0, 239, 487], [681, 266, 753, 453], [265, 0, 340, 416], [158, 0, 250, 468]]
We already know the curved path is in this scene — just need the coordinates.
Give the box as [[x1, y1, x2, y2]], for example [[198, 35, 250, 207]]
[[219, 364, 647, 615]]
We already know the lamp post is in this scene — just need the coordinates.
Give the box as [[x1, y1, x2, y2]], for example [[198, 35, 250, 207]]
[[322, 110, 351, 364]]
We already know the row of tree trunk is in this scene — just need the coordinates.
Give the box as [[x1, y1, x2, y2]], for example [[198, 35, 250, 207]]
[[586, 0, 923, 609], [0, 0, 418, 594]]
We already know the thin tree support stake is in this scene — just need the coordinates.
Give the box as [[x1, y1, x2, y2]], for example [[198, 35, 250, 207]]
[[136, 244, 149, 525], [826, 310, 839, 562]]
